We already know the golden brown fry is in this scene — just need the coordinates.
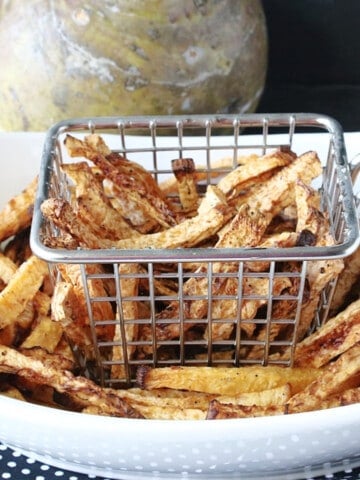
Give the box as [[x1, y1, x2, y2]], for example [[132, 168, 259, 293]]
[[136, 365, 321, 396], [287, 342, 360, 414], [220, 383, 292, 406], [42, 185, 233, 250], [217, 148, 294, 199], [0, 176, 37, 242], [115, 186, 233, 249], [244, 231, 300, 273], [0, 255, 48, 330], [0, 384, 26, 401], [18, 346, 76, 372], [119, 387, 211, 410], [159, 152, 272, 196], [293, 298, 360, 368], [114, 381, 292, 420], [41, 231, 79, 250], [33, 290, 51, 317], [62, 162, 137, 240], [51, 281, 93, 354], [111, 263, 140, 380], [235, 151, 322, 224], [206, 399, 285, 419], [296, 244, 344, 342], [286, 179, 344, 341], [0, 253, 18, 284], [15, 299, 36, 332], [313, 387, 360, 410], [57, 263, 115, 343], [294, 180, 321, 234], [171, 158, 199, 213], [21, 315, 64, 353], [0, 345, 143, 418], [206, 388, 360, 420], [330, 245, 360, 315], [65, 134, 177, 231], [83, 403, 206, 420], [40, 198, 112, 249], [3, 227, 32, 265]]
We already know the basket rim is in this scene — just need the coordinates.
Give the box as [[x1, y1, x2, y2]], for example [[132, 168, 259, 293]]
[[30, 112, 360, 264]]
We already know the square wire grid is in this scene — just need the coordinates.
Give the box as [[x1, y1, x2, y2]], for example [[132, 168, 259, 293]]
[[31, 113, 359, 386]]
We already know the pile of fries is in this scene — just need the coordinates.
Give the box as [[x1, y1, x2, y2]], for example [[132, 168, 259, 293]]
[[0, 133, 359, 420]]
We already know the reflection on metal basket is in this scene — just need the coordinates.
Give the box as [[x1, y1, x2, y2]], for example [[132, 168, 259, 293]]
[[30, 113, 359, 387]]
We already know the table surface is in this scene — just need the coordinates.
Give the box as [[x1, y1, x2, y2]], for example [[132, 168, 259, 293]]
[[0, 443, 359, 480]]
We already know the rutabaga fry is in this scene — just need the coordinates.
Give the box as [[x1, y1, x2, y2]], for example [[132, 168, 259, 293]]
[[0, 345, 143, 418], [136, 365, 321, 396], [41, 185, 234, 250], [62, 162, 138, 240], [0, 255, 48, 330], [216, 148, 295, 199], [0, 176, 37, 242], [65, 133, 178, 231], [171, 158, 199, 213], [287, 343, 360, 413], [293, 298, 360, 368], [111, 263, 140, 381]]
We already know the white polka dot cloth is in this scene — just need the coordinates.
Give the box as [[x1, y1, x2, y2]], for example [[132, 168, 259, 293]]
[[0, 443, 360, 480]]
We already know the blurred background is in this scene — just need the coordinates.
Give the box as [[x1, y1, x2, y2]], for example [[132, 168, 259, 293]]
[[259, 0, 360, 131], [1, 0, 359, 132]]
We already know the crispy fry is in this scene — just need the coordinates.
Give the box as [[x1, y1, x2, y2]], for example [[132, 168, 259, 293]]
[[33, 290, 51, 317], [57, 263, 115, 343], [159, 152, 284, 196], [0, 253, 18, 284], [0, 384, 26, 401], [65, 134, 177, 232], [217, 148, 294, 199], [136, 365, 321, 395], [0, 255, 48, 330], [294, 180, 321, 234], [287, 343, 360, 413], [296, 243, 344, 342], [20, 315, 63, 353], [0, 345, 143, 418], [293, 298, 360, 368], [51, 281, 93, 353], [3, 226, 32, 265], [62, 162, 137, 240], [81, 402, 206, 420], [18, 346, 75, 371], [234, 151, 322, 223], [41, 185, 233, 250], [111, 263, 140, 380], [244, 231, 300, 273], [206, 399, 286, 419], [41, 198, 112, 249], [0, 176, 37, 242], [330, 245, 360, 315], [171, 158, 199, 213]]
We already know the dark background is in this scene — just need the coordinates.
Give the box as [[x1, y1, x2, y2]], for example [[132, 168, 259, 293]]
[[257, 0, 360, 131]]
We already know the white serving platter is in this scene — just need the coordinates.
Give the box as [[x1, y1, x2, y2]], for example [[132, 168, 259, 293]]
[[0, 130, 359, 480]]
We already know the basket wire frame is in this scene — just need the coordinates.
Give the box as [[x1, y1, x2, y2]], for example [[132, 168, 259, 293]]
[[30, 113, 359, 386]]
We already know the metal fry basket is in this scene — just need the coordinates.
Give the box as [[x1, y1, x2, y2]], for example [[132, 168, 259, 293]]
[[30, 113, 359, 387]]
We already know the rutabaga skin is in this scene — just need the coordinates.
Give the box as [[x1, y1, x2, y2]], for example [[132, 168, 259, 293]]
[[0, 0, 268, 131]]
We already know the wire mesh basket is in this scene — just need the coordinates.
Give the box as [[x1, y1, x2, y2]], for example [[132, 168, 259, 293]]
[[30, 113, 359, 387]]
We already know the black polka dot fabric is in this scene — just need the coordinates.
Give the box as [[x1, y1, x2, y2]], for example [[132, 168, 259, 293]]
[[1, 443, 360, 479]]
